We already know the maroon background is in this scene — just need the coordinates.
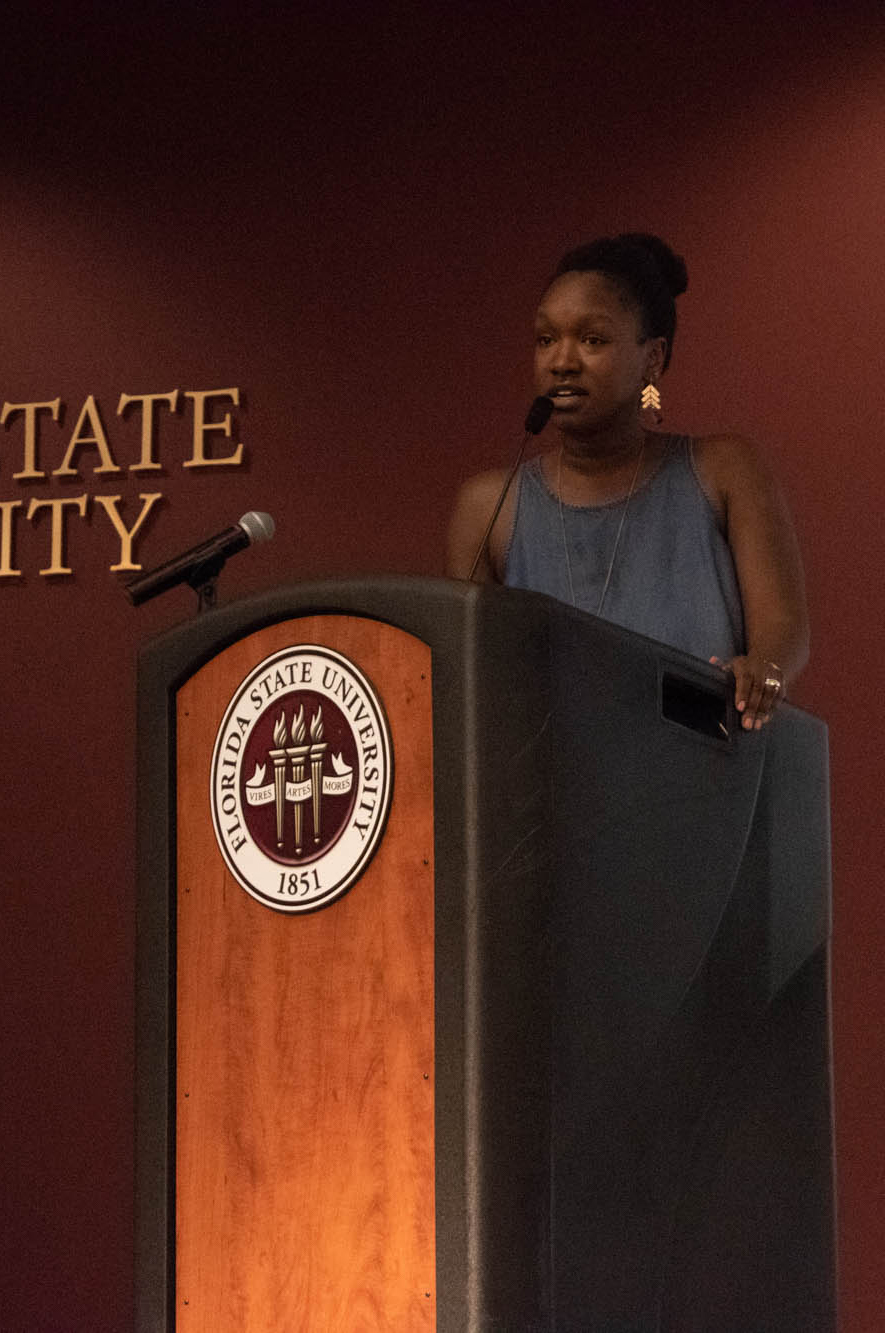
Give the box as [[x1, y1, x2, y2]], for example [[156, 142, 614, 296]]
[[239, 688, 358, 863], [2, 3, 883, 1328]]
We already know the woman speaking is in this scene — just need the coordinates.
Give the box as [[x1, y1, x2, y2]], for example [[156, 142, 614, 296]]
[[446, 233, 809, 730]]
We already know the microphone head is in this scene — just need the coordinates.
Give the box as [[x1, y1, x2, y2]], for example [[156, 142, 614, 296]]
[[524, 395, 553, 435], [238, 511, 275, 545]]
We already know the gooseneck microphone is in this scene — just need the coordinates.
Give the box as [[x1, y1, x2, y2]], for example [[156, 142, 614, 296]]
[[466, 396, 552, 582], [125, 510, 275, 606], [523, 395, 554, 435]]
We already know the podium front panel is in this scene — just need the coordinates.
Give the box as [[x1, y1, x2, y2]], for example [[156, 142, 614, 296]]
[[135, 577, 834, 1332], [158, 612, 435, 1331]]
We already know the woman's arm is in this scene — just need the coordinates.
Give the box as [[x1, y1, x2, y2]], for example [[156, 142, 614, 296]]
[[695, 434, 809, 730], [445, 468, 512, 581]]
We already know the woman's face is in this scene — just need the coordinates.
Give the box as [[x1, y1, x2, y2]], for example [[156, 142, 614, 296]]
[[533, 270, 664, 440]]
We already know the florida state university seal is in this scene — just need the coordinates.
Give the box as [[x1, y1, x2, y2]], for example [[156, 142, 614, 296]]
[[210, 644, 393, 912]]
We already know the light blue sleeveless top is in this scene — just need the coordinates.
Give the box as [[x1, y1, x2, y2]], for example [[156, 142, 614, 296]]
[[503, 436, 745, 662]]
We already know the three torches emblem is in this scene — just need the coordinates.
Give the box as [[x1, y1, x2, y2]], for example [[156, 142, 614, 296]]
[[248, 704, 353, 855], [210, 645, 393, 913]]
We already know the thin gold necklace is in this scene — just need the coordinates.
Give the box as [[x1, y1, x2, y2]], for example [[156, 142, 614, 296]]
[[556, 441, 645, 614]]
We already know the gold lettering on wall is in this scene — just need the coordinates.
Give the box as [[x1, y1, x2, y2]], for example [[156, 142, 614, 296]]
[[53, 396, 121, 476], [2, 399, 61, 480], [0, 387, 247, 581], [117, 391, 180, 472], [183, 388, 244, 467], [0, 500, 23, 576], [93, 493, 164, 571], [27, 495, 89, 575]]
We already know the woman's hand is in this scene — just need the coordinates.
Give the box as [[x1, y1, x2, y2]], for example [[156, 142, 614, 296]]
[[693, 435, 809, 726], [710, 654, 785, 730]]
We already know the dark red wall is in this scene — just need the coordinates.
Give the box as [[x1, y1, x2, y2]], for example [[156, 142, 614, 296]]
[[2, 3, 883, 1328]]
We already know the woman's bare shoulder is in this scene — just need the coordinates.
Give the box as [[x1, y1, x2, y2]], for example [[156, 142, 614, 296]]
[[446, 466, 515, 580], [691, 431, 772, 478], [689, 432, 778, 518], [452, 466, 511, 505]]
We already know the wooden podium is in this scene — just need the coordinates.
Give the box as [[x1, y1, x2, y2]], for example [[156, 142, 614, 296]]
[[135, 577, 835, 1332]]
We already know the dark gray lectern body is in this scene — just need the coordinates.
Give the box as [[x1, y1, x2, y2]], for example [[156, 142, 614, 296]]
[[136, 577, 834, 1332]]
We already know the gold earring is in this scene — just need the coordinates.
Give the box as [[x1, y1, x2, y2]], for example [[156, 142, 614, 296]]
[[641, 381, 662, 424]]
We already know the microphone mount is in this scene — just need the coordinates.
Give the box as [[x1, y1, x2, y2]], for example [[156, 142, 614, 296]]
[[124, 511, 275, 614], [186, 551, 227, 614]]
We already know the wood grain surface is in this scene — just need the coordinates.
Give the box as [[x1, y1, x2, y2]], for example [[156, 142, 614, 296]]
[[175, 616, 435, 1331]]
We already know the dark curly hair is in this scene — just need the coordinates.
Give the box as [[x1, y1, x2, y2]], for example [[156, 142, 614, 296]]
[[553, 233, 688, 370]]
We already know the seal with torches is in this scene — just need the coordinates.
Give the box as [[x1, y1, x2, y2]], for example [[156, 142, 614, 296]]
[[252, 703, 353, 855], [210, 644, 393, 913]]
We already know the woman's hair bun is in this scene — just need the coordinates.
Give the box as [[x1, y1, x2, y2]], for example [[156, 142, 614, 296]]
[[552, 231, 688, 370], [621, 232, 689, 298]]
